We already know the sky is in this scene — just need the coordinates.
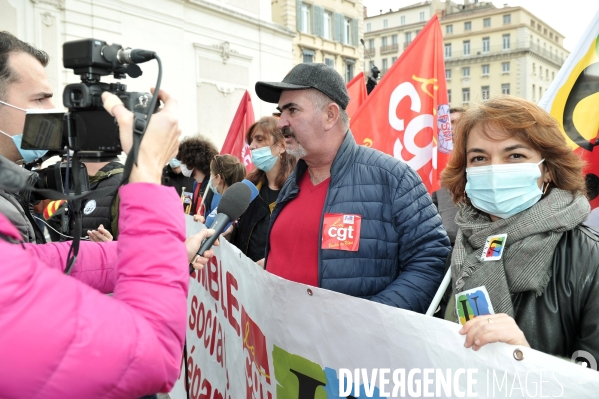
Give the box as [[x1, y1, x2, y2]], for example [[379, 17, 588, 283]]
[[362, 0, 599, 51]]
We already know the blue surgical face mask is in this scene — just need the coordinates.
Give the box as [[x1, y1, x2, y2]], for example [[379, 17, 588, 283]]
[[209, 176, 220, 195], [169, 158, 181, 169], [465, 159, 545, 219], [0, 100, 62, 162], [251, 145, 278, 172]]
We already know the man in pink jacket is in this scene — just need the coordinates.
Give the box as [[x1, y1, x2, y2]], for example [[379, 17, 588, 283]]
[[0, 40, 214, 396]]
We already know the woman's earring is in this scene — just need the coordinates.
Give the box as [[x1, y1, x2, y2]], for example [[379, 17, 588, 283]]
[[543, 181, 550, 195]]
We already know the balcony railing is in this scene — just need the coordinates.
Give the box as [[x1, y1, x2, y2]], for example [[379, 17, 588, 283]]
[[443, 42, 565, 64], [364, 48, 376, 58], [380, 43, 399, 54]]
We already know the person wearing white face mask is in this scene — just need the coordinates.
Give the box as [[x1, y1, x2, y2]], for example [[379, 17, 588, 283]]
[[174, 135, 219, 217], [0, 31, 56, 243], [229, 116, 297, 263], [440, 95, 599, 363]]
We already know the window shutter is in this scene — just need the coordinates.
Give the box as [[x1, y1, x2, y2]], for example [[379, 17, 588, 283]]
[[334, 12, 343, 42], [352, 19, 358, 46], [296, 0, 303, 31], [313, 5, 324, 37]]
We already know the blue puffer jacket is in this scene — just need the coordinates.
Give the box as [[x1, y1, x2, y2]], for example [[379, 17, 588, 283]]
[[264, 132, 451, 312]]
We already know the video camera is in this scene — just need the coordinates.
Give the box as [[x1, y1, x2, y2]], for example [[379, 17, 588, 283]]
[[21, 38, 160, 194], [21, 38, 158, 165]]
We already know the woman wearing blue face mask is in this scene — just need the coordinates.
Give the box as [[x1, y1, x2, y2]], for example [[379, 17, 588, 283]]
[[229, 116, 297, 263], [440, 96, 599, 363]]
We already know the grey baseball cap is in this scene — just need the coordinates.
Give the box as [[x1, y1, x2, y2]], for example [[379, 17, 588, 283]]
[[255, 63, 350, 110]]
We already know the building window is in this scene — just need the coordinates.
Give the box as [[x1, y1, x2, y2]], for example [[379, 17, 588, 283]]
[[462, 88, 470, 104], [366, 22, 371, 32], [300, 4, 311, 33], [463, 40, 470, 56], [382, 36, 388, 47], [503, 34, 510, 50], [302, 49, 314, 63], [368, 60, 374, 71], [463, 67, 470, 78], [415, 29, 420, 36], [345, 60, 354, 82], [368, 38, 374, 53], [539, 65, 542, 75], [502, 83, 510, 94], [446, 69, 452, 80], [323, 11, 332, 40], [446, 25, 453, 34], [503, 14, 511, 24], [464, 21, 472, 31], [325, 57, 335, 68], [482, 37, 490, 53], [405, 32, 412, 44], [552, 71, 555, 80], [447, 89, 452, 103], [392, 34, 398, 46], [343, 18, 351, 45], [482, 85, 490, 100], [383, 19, 388, 28], [531, 19, 535, 27], [502, 61, 510, 73], [532, 62, 536, 75], [483, 18, 491, 27], [532, 84, 536, 100], [539, 86, 543, 98], [392, 56, 397, 63], [445, 43, 452, 58], [546, 68, 549, 80], [482, 64, 490, 76], [382, 58, 388, 74], [419, 11, 425, 21], [400, 16, 405, 25]]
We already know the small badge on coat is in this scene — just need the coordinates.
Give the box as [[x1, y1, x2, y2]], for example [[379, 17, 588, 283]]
[[83, 199, 97, 215], [455, 286, 495, 325], [480, 233, 507, 261], [321, 213, 362, 251]]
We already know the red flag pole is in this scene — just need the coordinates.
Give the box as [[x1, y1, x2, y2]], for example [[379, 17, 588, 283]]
[[220, 90, 256, 173]]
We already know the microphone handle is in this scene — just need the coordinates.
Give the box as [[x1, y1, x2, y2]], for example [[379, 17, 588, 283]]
[[189, 213, 230, 274]]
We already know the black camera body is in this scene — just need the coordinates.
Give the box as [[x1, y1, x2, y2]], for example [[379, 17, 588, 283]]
[[21, 38, 157, 161]]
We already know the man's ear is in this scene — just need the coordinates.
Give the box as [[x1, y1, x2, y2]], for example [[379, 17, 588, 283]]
[[323, 102, 340, 131]]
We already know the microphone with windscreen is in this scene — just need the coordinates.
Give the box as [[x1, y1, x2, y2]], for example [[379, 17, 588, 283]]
[[189, 181, 252, 274]]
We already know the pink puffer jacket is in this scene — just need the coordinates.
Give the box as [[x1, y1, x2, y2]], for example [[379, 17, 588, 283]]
[[0, 183, 188, 398]]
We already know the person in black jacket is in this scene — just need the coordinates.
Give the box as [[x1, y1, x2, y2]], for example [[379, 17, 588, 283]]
[[230, 116, 296, 261], [162, 158, 195, 211], [441, 95, 599, 364]]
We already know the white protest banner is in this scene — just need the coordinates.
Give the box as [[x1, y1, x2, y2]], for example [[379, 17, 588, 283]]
[[171, 236, 599, 399]]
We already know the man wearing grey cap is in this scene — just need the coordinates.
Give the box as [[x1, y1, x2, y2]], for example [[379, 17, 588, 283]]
[[255, 63, 450, 312]]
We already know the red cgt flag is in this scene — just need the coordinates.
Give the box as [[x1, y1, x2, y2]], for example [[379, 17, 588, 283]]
[[346, 71, 367, 118], [349, 15, 451, 193], [221, 90, 255, 172]]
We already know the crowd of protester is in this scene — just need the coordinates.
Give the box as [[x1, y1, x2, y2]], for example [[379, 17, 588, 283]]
[[0, 30, 597, 398]]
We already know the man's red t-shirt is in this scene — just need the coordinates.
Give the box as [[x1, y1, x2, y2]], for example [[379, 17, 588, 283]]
[[266, 173, 330, 286]]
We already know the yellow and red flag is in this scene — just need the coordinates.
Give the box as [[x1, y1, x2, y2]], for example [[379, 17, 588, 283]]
[[349, 15, 450, 193], [346, 71, 367, 119], [539, 9, 599, 208], [220, 90, 255, 173]]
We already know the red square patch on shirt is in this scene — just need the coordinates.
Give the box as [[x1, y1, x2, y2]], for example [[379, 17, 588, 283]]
[[321, 213, 362, 251]]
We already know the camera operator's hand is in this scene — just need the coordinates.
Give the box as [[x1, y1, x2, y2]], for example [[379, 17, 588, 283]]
[[101, 88, 181, 185]]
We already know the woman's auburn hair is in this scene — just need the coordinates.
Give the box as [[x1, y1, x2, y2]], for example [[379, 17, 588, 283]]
[[244, 116, 297, 189], [441, 95, 586, 204]]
